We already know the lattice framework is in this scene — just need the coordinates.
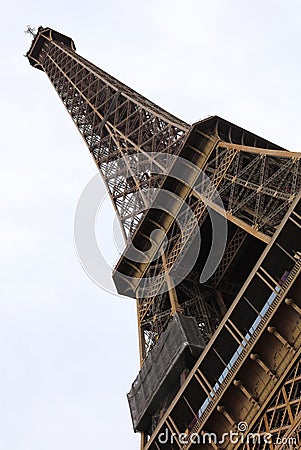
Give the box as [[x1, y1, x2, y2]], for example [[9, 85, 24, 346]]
[[137, 139, 301, 360], [29, 28, 188, 237], [27, 28, 301, 449]]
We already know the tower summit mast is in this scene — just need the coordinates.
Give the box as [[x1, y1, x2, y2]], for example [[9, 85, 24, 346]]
[[27, 27, 301, 449]]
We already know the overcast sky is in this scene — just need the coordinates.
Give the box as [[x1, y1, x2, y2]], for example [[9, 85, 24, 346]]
[[1, 1, 301, 450]]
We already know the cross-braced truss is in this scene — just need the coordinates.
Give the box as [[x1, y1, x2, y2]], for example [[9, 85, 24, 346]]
[[27, 27, 188, 238], [245, 360, 301, 450], [136, 137, 301, 360], [27, 27, 301, 450]]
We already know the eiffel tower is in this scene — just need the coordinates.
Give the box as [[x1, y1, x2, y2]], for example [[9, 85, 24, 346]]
[[27, 27, 301, 449]]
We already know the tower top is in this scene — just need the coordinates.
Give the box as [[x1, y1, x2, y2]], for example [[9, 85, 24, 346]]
[[26, 26, 76, 71]]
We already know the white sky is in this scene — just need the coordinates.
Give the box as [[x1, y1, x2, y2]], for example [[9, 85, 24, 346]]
[[1, 1, 301, 449]]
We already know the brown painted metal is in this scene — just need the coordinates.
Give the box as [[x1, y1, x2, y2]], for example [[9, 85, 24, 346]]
[[143, 192, 301, 450], [27, 26, 188, 239], [27, 27, 301, 450]]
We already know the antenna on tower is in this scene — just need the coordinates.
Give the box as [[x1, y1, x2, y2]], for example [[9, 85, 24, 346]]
[[24, 25, 36, 37]]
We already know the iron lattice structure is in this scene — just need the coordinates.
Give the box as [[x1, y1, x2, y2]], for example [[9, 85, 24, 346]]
[[27, 27, 188, 238], [27, 27, 301, 450]]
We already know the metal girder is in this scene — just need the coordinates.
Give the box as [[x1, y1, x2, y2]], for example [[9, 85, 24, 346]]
[[219, 141, 301, 158], [205, 145, 301, 236], [212, 228, 247, 287]]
